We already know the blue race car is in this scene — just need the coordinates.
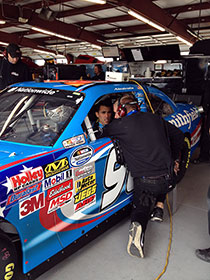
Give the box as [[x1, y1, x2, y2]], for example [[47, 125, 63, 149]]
[[0, 80, 202, 279]]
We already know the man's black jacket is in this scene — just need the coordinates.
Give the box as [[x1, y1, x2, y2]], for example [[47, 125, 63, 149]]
[[101, 111, 184, 178], [0, 58, 32, 90]]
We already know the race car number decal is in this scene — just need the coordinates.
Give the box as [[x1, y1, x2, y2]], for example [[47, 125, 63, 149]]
[[101, 147, 133, 211]]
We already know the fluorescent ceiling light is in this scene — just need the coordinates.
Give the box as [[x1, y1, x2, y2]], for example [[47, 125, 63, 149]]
[[91, 44, 101, 50], [0, 41, 8, 46], [128, 10, 165, 32], [0, 20, 6, 24], [82, 0, 106, 4], [31, 27, 75, 42], [176, 36, 193, 47], [154, 60, 167, 64], [33, 49, 55, 56]]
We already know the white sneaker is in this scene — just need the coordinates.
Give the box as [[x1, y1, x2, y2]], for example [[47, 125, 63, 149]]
[[127, 222, 144, 258]]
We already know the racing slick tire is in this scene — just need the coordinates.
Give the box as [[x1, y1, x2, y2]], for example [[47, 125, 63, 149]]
[[176, 135, 191, 183], [0, 234, 18, 280]]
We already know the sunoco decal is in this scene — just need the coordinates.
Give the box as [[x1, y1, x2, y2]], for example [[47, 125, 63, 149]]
[[63, 134, 85, 149], [43, 157, 70, 178], [74, 173, 97, 212], [7, 165, 44, 192], [70, 146, 93, 167], [73, 162, 95, 180]]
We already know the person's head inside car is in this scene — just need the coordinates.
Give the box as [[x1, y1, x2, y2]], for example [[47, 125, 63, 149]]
[[6, 43, 21, 64], [114, 95, 138, 119], [95, 99, 112, 126]]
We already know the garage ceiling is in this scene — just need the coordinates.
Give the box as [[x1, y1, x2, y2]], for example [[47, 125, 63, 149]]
[[0, 0, 209, 59]]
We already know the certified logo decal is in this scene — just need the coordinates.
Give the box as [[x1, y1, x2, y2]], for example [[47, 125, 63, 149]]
[[70, 146, 93, 167]]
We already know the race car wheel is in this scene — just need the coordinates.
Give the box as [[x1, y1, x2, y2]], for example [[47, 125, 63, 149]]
[[176, 136, 191, 183], [0, 236, 18, 280]]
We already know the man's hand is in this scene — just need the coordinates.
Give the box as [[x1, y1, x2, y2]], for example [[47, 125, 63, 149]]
[[174, 160, 180, 175]]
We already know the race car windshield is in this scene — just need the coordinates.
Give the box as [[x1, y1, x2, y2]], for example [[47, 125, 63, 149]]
[[0, 87, 84, 146]]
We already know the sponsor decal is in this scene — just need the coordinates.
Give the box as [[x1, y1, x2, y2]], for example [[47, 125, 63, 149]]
[[6, 183, 41, 208], [114, 87, 134, 91], [48, 190, 73, 214], [19, 192, 45, 219], [14, 87, 57, 95], [168, 108, 199, 129], [74, 173, 97, 212], [43, 170, 72, 190], [73, 162, 95, 180], [9, 166, 44, 192], [43, 157, 69, 178], [63, 134, 85, 149], [47, 179, 73, 200], [75, 173, 96, 193], [70, 146, 93, 167]]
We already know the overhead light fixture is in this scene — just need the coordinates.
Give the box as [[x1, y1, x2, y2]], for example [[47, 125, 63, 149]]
[[176, 36, 193, 47], [33, 49, 56, 56], [82, 0, 106, 4], [154, 60, 167, 64], [187, 29, 202, 40], [0, 20, 6, 24], [128, 10, 165, 32], [0, 41, 8, 46], [31, 27, 75, 42], [38, 6, 57, 22], [91, 44, 101, 50]]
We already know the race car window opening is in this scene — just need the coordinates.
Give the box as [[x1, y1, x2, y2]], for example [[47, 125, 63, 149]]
[[0, 89, 83, 146], [84, 92, 135, 142], [146, 93, 174, 117]]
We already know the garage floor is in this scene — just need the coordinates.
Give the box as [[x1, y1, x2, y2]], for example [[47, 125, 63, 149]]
[[38, 158, 210, 280]]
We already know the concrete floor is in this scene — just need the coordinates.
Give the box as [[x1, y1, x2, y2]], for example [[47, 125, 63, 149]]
[[38, 160, 210, 280]]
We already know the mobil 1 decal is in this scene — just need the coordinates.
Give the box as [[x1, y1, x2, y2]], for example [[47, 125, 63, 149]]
[[101, 147, 133, 211], [74, 173, 97, 213], [70, 146, 93, 167]]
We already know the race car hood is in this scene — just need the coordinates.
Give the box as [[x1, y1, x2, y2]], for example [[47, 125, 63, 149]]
[[0, 141, 52, 167]]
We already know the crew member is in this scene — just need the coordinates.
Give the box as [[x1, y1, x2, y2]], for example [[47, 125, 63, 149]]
[[0, 43, 32, 90], [101, 95, 184, 258], [92, 64, 105, 81]]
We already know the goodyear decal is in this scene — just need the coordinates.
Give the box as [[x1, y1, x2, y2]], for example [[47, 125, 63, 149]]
[[42, 170, 72, 190], [70, 146, 93, 167], [168, 108, 199, 129], [7, 166, 44, 192], [43, 157, 69, 178]]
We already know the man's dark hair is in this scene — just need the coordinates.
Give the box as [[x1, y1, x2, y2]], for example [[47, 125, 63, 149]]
[[95, 64, 103, 71], [95, 99, 112, 113]]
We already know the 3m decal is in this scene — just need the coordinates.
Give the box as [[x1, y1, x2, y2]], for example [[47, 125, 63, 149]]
[[73, 163, 95, 179], [63, 134, 85, 149], [43, 157, 69, 178], [101, 147, 133, 211], [19, 192, 45, 219], [9, 166, 44, 192], [42, 170, 72, 190], [48, 191, 73, 214], [6, 183, 41, 208], [47, 179, 73, 200], [75, 173, 96, 193], [70, 146, 93, 167]]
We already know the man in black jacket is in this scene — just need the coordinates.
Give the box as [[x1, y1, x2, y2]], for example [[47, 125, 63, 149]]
[[0, 43, 32, 90], [101, 95, 184, 258]]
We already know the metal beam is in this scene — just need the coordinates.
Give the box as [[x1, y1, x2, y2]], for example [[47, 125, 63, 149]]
[[117, 0, 196, 44], [166, 2, 210, 15], [78, 15, 132, 27], [0, 3, 105, 46]]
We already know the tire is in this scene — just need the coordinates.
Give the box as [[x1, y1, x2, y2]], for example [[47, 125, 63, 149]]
[[176, 136, 191, 183], [0, 235, 17, 280]]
